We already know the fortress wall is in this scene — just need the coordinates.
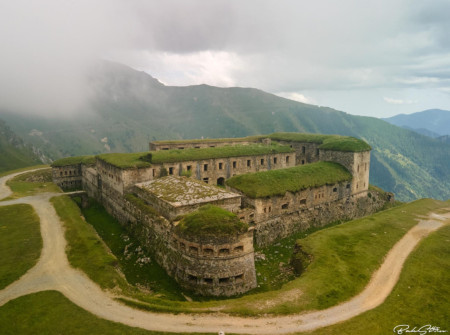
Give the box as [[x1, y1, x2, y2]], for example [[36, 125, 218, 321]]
[[171, 230, 257, 296], [52, 164, 83, 190], [320, 150, 370, 197], [122, 166, 157, 191], [157, 152, 295, 186], [97, 180, 256, 296], [253, 188, 390, 246], [96, 159, 125, 195], [82, 166, 100, 199], [274, 140, 322, 166]]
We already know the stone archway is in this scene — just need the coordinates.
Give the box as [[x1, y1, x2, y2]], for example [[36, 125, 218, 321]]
[[217, 177, 225, 186]]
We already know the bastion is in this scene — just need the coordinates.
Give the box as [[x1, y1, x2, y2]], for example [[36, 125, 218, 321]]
[[52, 132, 391, 296]]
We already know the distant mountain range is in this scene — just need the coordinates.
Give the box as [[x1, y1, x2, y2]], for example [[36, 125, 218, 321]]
[[383, 109, 450, 138], [0, 119, 42, 173], [1, 61, 449, 202]]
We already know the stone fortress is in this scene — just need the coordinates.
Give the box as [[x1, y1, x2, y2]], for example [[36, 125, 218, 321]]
[[52, 132, 392, 297]]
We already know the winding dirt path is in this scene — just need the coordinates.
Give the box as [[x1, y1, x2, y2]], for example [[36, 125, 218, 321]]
[[0, 169, 448, 334]]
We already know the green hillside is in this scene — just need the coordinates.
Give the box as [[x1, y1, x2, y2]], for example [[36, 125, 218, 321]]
[[1, 61, 449, 201], [0, 119, 42, 173]]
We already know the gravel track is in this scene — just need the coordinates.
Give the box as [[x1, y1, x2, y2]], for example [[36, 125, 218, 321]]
[[0, 169, 448, 334]]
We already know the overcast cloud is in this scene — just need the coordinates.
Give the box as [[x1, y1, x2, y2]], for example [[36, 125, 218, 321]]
[[1, 0, 449, 117]]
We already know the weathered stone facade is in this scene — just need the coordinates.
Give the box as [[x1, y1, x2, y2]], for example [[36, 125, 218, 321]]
[[52, 132, 388, 297]]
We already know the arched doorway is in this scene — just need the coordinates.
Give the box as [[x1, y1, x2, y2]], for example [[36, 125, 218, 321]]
[[217, 177, 225, 186]]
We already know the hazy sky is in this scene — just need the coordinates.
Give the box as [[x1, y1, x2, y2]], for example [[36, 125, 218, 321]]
[[1, 0, 450, 117]]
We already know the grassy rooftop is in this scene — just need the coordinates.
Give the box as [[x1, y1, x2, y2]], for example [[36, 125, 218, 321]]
[[151, 135, 262, 145], [175, 205, 248, 238], [97, 143, 293, 169], [268, 132, 371, 152], [226, 161, 352, 198], [51, 155, 96, 167]]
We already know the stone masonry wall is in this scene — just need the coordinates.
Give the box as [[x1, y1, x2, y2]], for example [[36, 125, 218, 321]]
[[52, 164, 83, 190]]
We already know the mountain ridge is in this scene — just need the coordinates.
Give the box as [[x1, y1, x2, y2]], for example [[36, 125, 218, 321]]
[[1, 61, 449, 202]]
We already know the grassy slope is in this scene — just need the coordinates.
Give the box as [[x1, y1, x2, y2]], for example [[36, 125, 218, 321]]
[[4, 169, 61, 199], [51, 194, 448, 316], [0, 291, 212, 335], [299, 224, 450, 335], [0, 119, 42, 173], [50, 196, 129, 291], [0, 204, 42, 289]]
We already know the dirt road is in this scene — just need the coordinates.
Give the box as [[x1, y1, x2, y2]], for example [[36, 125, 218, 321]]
[[0, 170, 448, 334]]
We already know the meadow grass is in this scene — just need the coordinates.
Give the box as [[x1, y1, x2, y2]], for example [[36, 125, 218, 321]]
[[50, 196, 129, 291], [226, 162, 351, 198], [97, 143, 294, 169], [49, 195, 449, 317], [297, 219, 450, 335], [0, 291, 213, 335], [0, 204, 42, 289], [176, 205, 248, 238], [0, 164, 49, 178], [51, 155, 96, 167], [268, 132, 371, 152], [4, 168, 61, 199]]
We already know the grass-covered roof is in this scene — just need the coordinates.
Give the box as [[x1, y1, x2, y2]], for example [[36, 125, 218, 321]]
[[226, 162, 352, 198], [97, 143, 293, 169], [151, 135, 262, 145], [51, 155, 96, 167], [175, 205, 248, 238], [268, 133, 371, 152]]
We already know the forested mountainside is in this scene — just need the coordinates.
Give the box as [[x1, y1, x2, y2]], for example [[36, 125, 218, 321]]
[[1, 61, 449, 201]]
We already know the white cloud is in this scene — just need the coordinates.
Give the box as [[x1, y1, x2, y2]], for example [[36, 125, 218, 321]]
[[275, 92, 316, 105], [383, 97, 418, 105]]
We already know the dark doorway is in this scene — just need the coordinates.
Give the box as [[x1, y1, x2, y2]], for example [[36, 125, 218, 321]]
[[217, 177, 225, 186]]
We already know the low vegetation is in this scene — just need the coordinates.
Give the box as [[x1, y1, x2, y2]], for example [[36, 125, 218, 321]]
[[151, 135, 262, 145], [175, 205, 248, 238], [0, 291, 208, 335], [97, 143, 294, 169], [4, 168, 61, 199], [298, 222, 450, 335], [226, 162, 352, 198], [268, 132, 371, 152], [51, 155, 96, 167], [50, 196, 129, 291], [0, 204, 42, 289]]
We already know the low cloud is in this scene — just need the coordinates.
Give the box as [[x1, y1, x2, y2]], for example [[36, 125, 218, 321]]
[[383, 97, 418, 105], [276, 92, 316, 105]]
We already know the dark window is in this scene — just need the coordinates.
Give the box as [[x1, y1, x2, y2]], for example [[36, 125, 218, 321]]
[[194, 146, 200, 149], [300, 199, 306, 205], [162, 148, 169, 150], [316, 149, 320, 156], [169, 167, 174, 175], [273, 157, 277, 164], [189, 246, 198, 254], [282, 203, 289, 209], [232, 161, 237, 168], [333, 187, 337, 192], [204, 278, 213, 284], [218, 162, 223, 169], [261, 159, 264, 165], [219, 248, 230, 255], [219, 277, 230, 284], [346, 184, 351, 189], [268, 206, 271, 212], [302, 160, 305, 165], [264, 207, 267, 213], [178, 147, 184, 150], [204, 164, 208, 171], [234, 246, 244, 252], [203, 248, 214, 255], [286, 156, 290, 163], [203, 178, 209, 184], [209, 145, 215, 148], [152, 169, 155, 177], [247, 160, 251, 167], [187, 165, 192, 171], [302, 146, 306, 154], [188, 274, 197, 282]]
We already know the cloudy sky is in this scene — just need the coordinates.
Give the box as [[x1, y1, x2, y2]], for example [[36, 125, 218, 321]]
[[1, 0, 450, 117]]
